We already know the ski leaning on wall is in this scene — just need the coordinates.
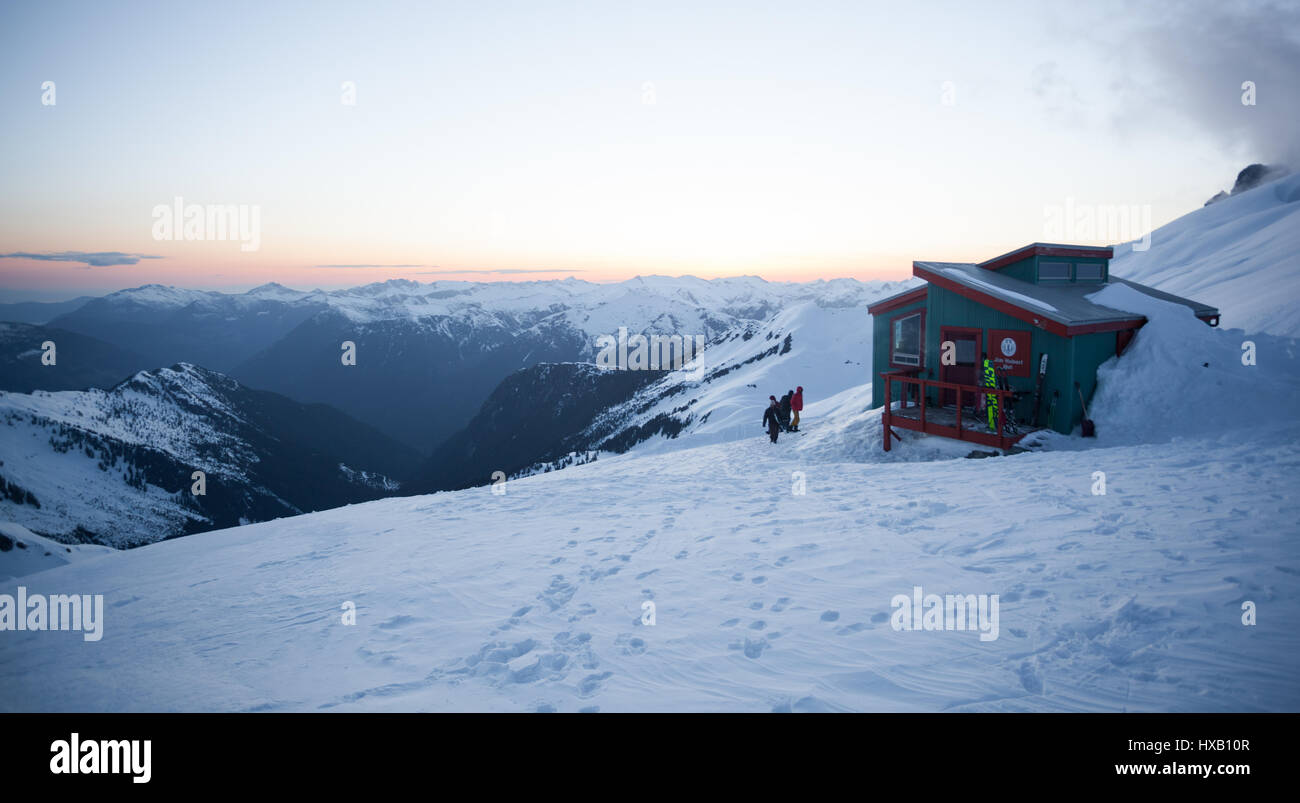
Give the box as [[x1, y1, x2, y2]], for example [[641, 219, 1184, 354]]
[[1031, 353, 1048, 427]]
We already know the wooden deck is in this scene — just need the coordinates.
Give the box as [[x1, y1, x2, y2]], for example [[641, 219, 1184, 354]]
[[892, 402, 1041, 437], [882, 372, 1043, 451]]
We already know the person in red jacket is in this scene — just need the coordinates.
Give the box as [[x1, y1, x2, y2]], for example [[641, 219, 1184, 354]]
[[791, 386, 804, 431]]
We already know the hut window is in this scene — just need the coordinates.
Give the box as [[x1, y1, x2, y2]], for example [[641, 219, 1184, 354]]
[[892, 312, 922, 367], [1038, 260, 1070, 281], [1074, 262, 1104, 281]]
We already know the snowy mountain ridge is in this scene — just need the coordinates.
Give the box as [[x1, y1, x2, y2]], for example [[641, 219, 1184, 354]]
[[1111, 170, 1300, 337], [0, 364, 421, 547], [92, 274, 914, 341]]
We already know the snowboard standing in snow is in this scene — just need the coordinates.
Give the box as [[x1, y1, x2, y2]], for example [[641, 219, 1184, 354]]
[[1031, 353, 1048, 427]]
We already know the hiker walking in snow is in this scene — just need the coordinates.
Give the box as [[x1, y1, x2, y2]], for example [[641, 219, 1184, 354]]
[[981, 351, 999, 431], [790, 386, 803, 431], [763, 396, 782, 443], [779, 390, 793, 431]]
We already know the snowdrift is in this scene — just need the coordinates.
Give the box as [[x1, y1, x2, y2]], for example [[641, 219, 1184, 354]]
[[1084, 283, 1300, 445]]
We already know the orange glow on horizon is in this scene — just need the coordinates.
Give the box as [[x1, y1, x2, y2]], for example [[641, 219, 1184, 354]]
[[0, 251, 921, 299]]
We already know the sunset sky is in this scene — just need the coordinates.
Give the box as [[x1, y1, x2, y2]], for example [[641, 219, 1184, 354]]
[[1, 0, 1295, 301]]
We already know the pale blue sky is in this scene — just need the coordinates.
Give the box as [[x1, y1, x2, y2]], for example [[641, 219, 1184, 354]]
[[1, 0, 1296, 300]]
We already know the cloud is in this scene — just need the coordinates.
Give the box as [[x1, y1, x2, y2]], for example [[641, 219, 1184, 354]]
[[0, 251, 163, 268], [1116, 1, 1300, 165]]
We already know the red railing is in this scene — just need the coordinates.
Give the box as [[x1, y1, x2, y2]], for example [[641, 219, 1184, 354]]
[[881, 371, 1019, 451]]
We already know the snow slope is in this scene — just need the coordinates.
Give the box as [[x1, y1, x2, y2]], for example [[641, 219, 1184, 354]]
[[1, 417, 1295, 712], [0, 522, 114, 583], [540, 296, 918, 465], [1110, 170, 1300, 337]]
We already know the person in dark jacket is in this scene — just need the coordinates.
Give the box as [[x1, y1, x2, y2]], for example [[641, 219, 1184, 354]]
[[762, 396, 781, 443], [778, 391, 793, 431], [790, 386, 804, 431]]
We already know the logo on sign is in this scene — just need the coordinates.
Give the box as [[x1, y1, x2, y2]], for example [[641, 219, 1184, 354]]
[[1000, 337, 1017, 357]]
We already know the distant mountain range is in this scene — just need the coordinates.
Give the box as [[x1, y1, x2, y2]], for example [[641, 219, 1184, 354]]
[[0, 364, 419, 547], [13, 275, 903, 451], [0, 296, 95, 325]]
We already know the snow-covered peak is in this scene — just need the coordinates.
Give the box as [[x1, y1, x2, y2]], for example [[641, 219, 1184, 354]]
[[243, 281, 307, 301], [1110, 170, 1300, 336], [102, 283, 216, 307]]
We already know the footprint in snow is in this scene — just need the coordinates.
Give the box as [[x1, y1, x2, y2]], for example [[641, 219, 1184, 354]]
[[1018, 661, 1044, 694], [615, 634, 647, 655], [577, 671, 613, 698], [377, 614, 421, 630], [820, 611, 839, 622]]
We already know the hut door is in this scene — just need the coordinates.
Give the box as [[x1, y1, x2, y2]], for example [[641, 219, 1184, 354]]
[[940, 327, 981, 408]]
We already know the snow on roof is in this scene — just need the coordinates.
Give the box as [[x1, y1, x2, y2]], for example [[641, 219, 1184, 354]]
[[941, 267, 1058, 312], [913, 261, 1218, 327]]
